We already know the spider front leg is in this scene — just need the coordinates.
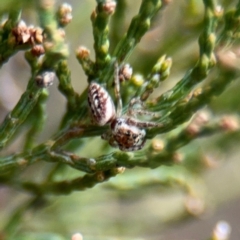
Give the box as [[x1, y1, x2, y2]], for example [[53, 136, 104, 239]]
[[126, 117, 163, 129], [127, 97, 161, 120], [113, 62, 123, 118], [127, 97, 144, 117]]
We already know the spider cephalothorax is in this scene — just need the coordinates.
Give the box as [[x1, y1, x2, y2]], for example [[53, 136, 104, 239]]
[[109, 118, 146, 151], [88, 63, 161, 151]]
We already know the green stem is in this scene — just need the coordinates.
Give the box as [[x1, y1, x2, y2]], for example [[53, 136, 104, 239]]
[[149, 0, 218, 112], [19, 169, 120, 195], [0, 79, 43, 150], [113, 0, 162, 62], [24, 89, 49, 150], [147, 67, 238, 137], [91, 0, 113, 70]]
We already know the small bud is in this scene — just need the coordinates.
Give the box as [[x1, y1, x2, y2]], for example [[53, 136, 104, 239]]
[[71, 233, 83, 240], [35, 71, 55, 88], [217, 49, 240, 70], [96, 172, 105, 182], [11, 21, 43, 45], [186, 123, 200, 137], [151, 139, 164, 151], [214, 5, 224, 18], [76, 46, 91, 60], [193, 87, 202, 97], [161, 57, 172, 73], [209, 33, 216, 45], [131, 74, 144, 87], [11, 20, 30, 44], [209, 52, 217, 68], [100, 40, 109, 54], [17, 159, 28, 166], [57, 3, 73, 26], [102, 0, 116, 15], [32, 27, 44, 43], [172, 152, 183, 164], [186, 111, 210, 137], [112, 167, 125, 174], [152, 55, 166, 73], [87, 158, 96, 170], [43, 41, 54, 51], [219, 115, 239, 131], [31, 45, 45, 57], [57, 28, 66, 38], [191, 110, 210, 126], [203, 154, 219, 168], [160, 57, 172, 80], [119, 63, 133, 82]]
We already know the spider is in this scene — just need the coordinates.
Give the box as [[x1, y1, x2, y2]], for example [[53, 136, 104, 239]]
[[88, 63, 161, 151]]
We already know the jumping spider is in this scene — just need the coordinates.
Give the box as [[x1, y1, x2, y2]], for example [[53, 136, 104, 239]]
[[88, 63, 161, 151]]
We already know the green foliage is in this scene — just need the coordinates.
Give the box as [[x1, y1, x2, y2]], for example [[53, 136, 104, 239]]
[[0, 0, 240, 239]]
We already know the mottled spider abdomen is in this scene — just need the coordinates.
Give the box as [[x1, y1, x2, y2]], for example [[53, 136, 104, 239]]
[[88, 82, 116, 126], [110, 118, 146, 151]]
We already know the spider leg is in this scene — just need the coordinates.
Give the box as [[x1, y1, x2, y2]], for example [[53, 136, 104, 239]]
[[127, 98, 160, 119], [114, 62, 123, 118], [126, 117, 163, 129], [128, 108, 161, 119], [127, 97, 143, 116]]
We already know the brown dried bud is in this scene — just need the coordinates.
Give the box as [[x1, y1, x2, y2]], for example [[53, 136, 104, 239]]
[[76, 46, 91, 60], [35, 71, 55, 88], [102, 0, 117, 15], [119, 63, 133, 82], [31, 45, 45, 57], [32, 27, 44, 44], [219, 115, 239, 131], [186, 111, 210, 136], [57, 3, 73, 26], [11, 21, 43, 46], [217, 48, 240, 70], [192, 111, 210, 126], [11, 20, 30, 44], [186, 123, 200, 137]]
